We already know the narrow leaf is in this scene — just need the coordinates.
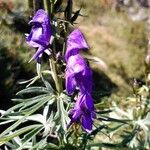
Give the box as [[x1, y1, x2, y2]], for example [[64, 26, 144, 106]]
[[17, 126, 43, 150], [0, 125, 41, 146], [71, 8, 81, 23], [0, 96, 50, 137], [16, 87, 50, 95], [65, 0, 73, 21]]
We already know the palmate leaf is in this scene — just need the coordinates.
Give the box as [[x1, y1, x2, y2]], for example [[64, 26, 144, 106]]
[[19, 95, 52, 112], [0, 124, 42, 146], [4, 94, 52, 116], [54, 97, 70, 132], [0, 95, 54, 138], [19, 95, 55, 115]]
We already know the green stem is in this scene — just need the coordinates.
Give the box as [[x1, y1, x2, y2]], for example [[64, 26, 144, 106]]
[[44, 0, 51, 16], [49, 59, 62, 94], [44, 0, 53, 19]]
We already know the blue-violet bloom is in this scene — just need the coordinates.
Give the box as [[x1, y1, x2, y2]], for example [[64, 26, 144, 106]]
[[68, 93, 95, 132], [66, 54, 93, 95], [26, 9, 51, 60], [65, 29, 89, 61]]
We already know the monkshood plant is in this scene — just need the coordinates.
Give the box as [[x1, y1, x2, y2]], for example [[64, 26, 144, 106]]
[[0, 0, 150, 150]]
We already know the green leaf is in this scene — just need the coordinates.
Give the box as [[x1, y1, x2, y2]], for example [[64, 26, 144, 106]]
[[0, 120, 15, 126], [2, 103, 25, 116], [41, 77, 54, 93], [0, 95, 52, 138], [12, 94, 50, 102], [4, 94, 50, 116], [18, 77, 35, 85], [54, 97, 70, 131], [64, 0, 73, 21], [107, 123, 125, 132], [96, 109, 112, 114], [36, 62, 41, 77], [88, 125, 108, 137], [98, 116, 130, 124], [54, 0, 63, 12], [19, 94, 53, 112], [0, 125, 41, 146], [59, 92, 71, 103], [17, 126, 43, 150], [45, 143, 59, 149], [31, 138, 47, 149], [5, 141, 17, 149], [16, 87, 50, 95], [70, 8, 81, 23], [20, 95, 55, 114], [26, 76, 40, 88]]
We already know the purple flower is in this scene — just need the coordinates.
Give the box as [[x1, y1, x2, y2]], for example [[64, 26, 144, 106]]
[[68, 93, 95, 132], [66, 54, 92, 95], [26, 9, 51, 60], [65, 29, 95, 132], [65, 29, 89, 61]]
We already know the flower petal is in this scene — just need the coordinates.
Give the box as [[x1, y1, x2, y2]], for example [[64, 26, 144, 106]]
[[65, 70, 76, 95], [31, 46, 46, 61], [65, 29, 89, 61], [26, 9, 51, 60], [81, 114, 93, 133]]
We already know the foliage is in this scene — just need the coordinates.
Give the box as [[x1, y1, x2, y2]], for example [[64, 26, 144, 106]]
[[0, 0, 150, 150]]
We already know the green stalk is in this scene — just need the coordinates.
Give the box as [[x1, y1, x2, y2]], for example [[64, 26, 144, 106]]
[[44, 0, 62, 94], [44, 0, 51, 17], [49, 59, 62, 94]]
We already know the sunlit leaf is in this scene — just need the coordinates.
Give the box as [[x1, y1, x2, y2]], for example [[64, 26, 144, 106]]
[[16, 86, 51, 95], [0, 125, 42, 146]]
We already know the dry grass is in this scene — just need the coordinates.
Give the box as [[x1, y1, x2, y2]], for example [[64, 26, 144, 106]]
[[74, 3, 148, 95]]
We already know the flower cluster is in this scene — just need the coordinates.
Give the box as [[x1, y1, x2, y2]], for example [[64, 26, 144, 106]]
[[26, 9, 51, 61], [65, 29, 95, 132], [26, 10, 95, 133]]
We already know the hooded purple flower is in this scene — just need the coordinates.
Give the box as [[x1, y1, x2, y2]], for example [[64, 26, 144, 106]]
[[26, 9, 51, 60], [65, 29, 95, 132], [65, 29, 89, 61], [66, 54, 92, 95], [68, 93, 95, 132]]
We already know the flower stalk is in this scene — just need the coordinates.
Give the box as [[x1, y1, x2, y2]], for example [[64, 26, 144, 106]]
[[49, 58, 63, 94], [43, 0, 51, 15]]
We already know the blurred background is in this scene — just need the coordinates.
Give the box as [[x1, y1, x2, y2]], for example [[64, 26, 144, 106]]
[[0, 0, 150, 109]]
